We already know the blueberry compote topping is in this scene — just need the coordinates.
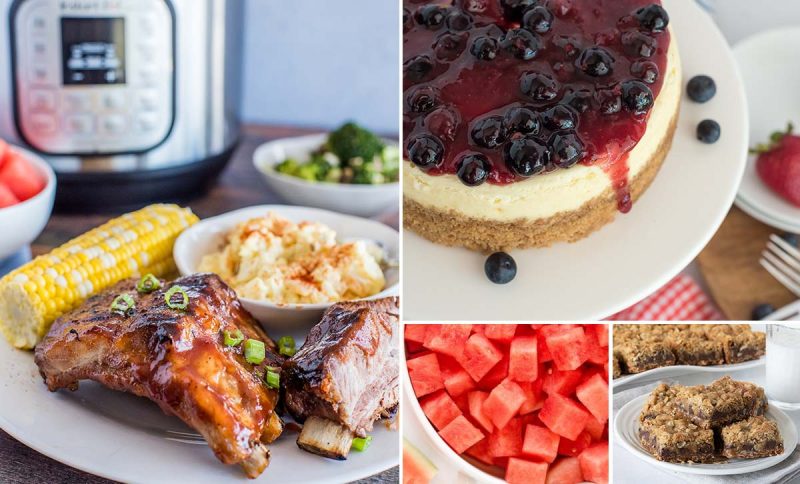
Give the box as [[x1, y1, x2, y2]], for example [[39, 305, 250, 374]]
[[404, 0, 671, 213]]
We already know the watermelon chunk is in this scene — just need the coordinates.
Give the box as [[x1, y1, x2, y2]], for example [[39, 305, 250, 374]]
[[506, 458, 548, 484], [558, 430, 591, 457], [537, 332, 553, 363], [542, 367, 583, 396], [487, 416, 524, 458], [539, 394, 590, 440], [420, 390, 462, 430], [590, 324, 609, 347], [407, 353, 444, 398], [457, 333, 503, 381], [579, 442, 609, 484], [483, 378, 527, 429], [518, 380, 545, 415], [0, 150, 44, 201], [403, 438, 438, 484], [404, 325, 429, 344], [522, 424, 560, 463], [439, 415, 485, 454], [484, 324, 518, 343], [467, 391, 494, 433], [584, 415, 606, 441], [509, 336, 538, 382], [477, 357, 508, 390], [424, 324, 473, 359], [442, 361, 477, 397], [546, 456, 583, 484], [465, 438, 494, 466], [545, 327, 588, 371], [576, 373, 609, 423], [0, 183, 19, 208]]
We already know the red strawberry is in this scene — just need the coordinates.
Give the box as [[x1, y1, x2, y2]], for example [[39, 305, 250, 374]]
[[754, 123, 800, 207]]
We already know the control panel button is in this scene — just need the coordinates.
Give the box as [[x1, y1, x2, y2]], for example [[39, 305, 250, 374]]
[[101, 115, 126, 135], [31, 39, 47, 58], [102, 91, 126, 110], [29, 90, 56, 112], [136, 113, 159, 133], [63, 92, 93, 111], [136, 68, 159, 87], [28, 14, 47, 34], [137, 90, 159, 112], [29, 114, 57, 134], [29, 64, 54, 85], [64, 114, 94, 135]]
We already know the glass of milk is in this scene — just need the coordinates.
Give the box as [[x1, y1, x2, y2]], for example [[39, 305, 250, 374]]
[[766, 323, 800, 410]]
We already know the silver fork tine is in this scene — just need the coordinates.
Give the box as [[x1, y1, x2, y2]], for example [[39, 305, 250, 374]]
[[766, 241, 800, 274], [760, 256, 800, 297], [763, 249, 800, 286], [761, 235, 800, 297], [770, 234, 800, 264]]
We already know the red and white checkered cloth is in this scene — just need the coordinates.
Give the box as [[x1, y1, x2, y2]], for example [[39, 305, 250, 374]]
[[609, 274, 723, 321]]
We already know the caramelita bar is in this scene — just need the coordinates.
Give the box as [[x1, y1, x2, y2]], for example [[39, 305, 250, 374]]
[[638, 414, 715, 463], [720, 416, 784, 459], [615, 342, 676, 374], [675, 377, 767, 429], [665, 333, 725, 366]]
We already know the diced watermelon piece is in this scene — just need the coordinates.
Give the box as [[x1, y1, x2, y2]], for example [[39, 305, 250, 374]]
[[542, 367, 583, 396], [590, 324, 609, 347], [484, 324, 518, 343], [539, 394, 590, 440], [467, 391, 494, 433], [424, 324, 473, 359], [530, 324, 544, 330], [509, 335, 538, 382], [404, 325, 428, 344], [545, 327, 588, 371], [584, 415, 606, 441], [442, 363, 477, 397], [477, 357, 508, 390], [407, 353, 444, 398], [487, 417, 524, 458], [558, 430, 591, 457], [579, 442, 609, 484], [0, 150, 44, 201], [522, 424, 560, 463], [518, 380, 545, 414], [483, 378, 527, 429], [403, 438, 438, 484], [0, 183, 19, 208], [472, 325, 485, 335], [439, 415, 485, 454], [465, 438, 494, 466], [538, 332, 553, 363], [582, 330, 607, 365], [457, 333, 503, 381], [506, 458, 548, 484], [546, 456, 583, 484], [576, 373, 609, 423], [420, 390, 462, 430]]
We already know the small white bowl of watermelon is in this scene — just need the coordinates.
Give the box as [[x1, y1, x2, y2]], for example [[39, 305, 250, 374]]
[[0, 141, 55, 260], [403, 324, 609, 484]]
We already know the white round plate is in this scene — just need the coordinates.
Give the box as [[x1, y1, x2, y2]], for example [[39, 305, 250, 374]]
[[615, 393, 797, 475], [402, 0, 748, 321], [733, 28, 800, 232], [613, 356, 765, 389], [0, 335, 398, 484]]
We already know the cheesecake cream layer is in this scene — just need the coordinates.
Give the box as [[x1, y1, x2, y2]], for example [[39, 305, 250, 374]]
[[404, 36, 681, 223]]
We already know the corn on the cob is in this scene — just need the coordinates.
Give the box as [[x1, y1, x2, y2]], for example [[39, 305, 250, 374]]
[[0, 204, 198, 349]]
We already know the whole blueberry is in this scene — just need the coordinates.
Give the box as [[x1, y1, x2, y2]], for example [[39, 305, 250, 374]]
[[621, 80, 654, 115], [504, 106, 541, 135], [434, 32, 468, 61], [520, 72, 559, 102], [504, 137, 549, 177], [500, 0, 538, 19], [407, 134, 444, 168], [543, 104, 578, 131], [457, 153, 491, 186], [632, 60, 659, 84], [407, 86, 439, 113], [415, 5, 447, 29], [446, 9, 473, 31], [471, 36, 499, 60], [404, 55, 434, 82], [501, 28, 541, 60], [687, 75, 717, 103], [781, 232, 800, 247], [549, 132, 586, 168], [564, 89, 594, 113], [635, 4, 670, 33], [751, 303, 775, 321], [696, 119, 721, 144], [523, 6, 554, 34], [576, 47, 615, 77], [621, 31, 657, 57], [470, 116, 508, 148], [485, 252, 517, 284]]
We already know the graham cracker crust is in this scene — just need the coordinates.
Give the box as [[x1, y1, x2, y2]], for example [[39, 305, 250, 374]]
[[404, 111, 679, 252]]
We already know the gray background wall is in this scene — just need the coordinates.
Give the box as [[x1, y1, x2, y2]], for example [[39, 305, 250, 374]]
[[241, 1, 400, 135]]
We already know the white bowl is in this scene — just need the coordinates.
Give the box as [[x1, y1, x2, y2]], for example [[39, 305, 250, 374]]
[[253, 134, 399, 217], [173, 204, 399, 329], [0, 147, 55, 260]]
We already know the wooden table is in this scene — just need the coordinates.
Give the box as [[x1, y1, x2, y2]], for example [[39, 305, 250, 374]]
[[0, 125, 399, 484]]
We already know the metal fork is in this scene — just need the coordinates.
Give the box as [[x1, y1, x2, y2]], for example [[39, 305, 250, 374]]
[[760, 234, 800, 320]]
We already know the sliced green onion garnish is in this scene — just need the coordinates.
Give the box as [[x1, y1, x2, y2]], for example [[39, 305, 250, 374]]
[[110, 294, 135, 316], [136, 273, 161, 293], [351, 436, 372, 452], [244, 339, 266, 364], [165, 285, 189, 310], [223, 329, 244, 347], [265, 369, 280, 389], [278, 335, 296, 357]]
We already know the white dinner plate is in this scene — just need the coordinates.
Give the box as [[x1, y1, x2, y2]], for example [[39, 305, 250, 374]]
[[615, 393, 798, 475], [733, 28, 800, 233], [402, 0, 748, 321], [613, 356, 765, 389], [0, 333, 398, 483]]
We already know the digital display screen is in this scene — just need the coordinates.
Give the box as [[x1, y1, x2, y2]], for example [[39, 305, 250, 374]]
[[61, 17, 125, 85]]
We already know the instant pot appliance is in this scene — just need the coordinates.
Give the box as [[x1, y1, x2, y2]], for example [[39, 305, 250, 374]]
[[0, 0, 243, 210]]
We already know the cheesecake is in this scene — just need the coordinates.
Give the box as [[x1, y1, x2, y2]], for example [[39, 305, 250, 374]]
[[403, 0, 680, 251]]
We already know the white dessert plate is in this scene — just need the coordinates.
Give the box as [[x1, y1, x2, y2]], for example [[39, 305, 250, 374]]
[[733, 28, 800, 233], [0, 332, 398, 484], [403, 0, 749, 321], [613, 356, 765, 389], [615, 393, 798, 475]]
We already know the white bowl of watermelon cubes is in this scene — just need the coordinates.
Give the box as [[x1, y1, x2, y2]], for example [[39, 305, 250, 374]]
[[403, 324, 609, 484], [0, 141, 55, 260]]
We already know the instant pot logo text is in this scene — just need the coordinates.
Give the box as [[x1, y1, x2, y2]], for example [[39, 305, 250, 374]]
[[60, 0, 123, 12]]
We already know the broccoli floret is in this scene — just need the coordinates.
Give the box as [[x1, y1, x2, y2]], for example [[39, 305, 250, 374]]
[[326, 122, 385, 163], [275, 158, 301, 176]]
